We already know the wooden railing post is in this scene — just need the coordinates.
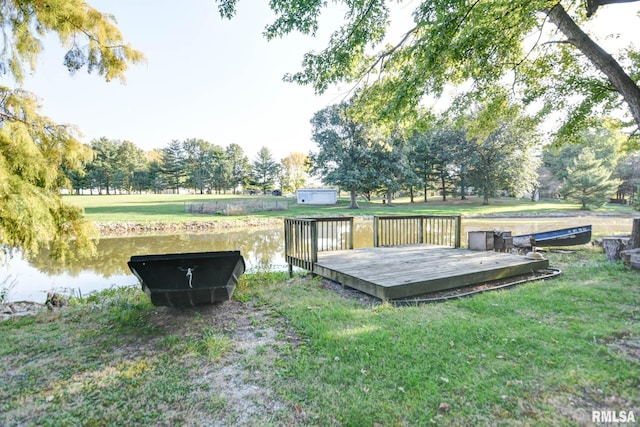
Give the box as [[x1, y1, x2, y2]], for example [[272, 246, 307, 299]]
[[311, 220, 318, 264], [285, 218, 292, 277], [373, 216, 380, 247], [349, 217, 354, 249], [455, 215, 461, 248]]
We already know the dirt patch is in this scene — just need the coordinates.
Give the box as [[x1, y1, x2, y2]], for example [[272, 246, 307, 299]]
[[145, 299, 300, 425], [2, 296, 302, 425]]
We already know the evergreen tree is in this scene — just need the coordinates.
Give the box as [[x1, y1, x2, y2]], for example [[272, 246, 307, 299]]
[[161, 140, 187, 193], [251, 146, 280, 194], [561, 148, 620, 209], [225, 144, 250, 194]]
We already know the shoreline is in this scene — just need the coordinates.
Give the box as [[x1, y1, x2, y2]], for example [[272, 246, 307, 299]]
[[94, 211, 637, 237], [3, 211, 635, 314], [94, 217, 282, 236]]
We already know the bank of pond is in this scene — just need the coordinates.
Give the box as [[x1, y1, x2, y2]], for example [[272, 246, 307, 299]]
[[1, 216, 634, 303]]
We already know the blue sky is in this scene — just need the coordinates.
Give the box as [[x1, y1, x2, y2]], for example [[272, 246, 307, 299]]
[[18, 1, 640, 161]]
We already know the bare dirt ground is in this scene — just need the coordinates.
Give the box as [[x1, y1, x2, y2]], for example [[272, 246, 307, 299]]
[[148, 299, 299, 426]]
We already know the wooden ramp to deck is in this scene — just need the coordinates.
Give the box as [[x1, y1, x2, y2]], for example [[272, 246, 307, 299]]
[[313, 245, 549, 300]]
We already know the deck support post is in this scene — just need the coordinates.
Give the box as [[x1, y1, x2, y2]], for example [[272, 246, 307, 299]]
[[631, 218, 640, 249]]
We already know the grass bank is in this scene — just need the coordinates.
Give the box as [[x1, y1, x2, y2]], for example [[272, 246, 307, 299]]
[[63, 193, 636, 224], [1, 248, 638, 425]]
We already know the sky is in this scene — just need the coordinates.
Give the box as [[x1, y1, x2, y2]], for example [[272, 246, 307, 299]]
[[15, 0, 640, 161]]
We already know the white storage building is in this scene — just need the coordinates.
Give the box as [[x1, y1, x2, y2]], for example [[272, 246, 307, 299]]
[[296, 188, 338, 205]]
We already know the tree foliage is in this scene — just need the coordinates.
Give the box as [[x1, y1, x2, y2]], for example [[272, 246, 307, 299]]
[[0, 87, 96, 260], [225, 143, 250, 194], [251, 146, 280, 194], [1, 0, 144, 83], [280, 152, 310, 193], [561, 148, 620, 209], [309, 103, 376, 209], [216, 0, 640, 135], [1, 0, 143, 259]]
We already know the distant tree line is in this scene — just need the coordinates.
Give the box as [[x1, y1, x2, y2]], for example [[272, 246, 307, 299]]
[[309, 94, 640, 210], [65, 139, 310, 195]]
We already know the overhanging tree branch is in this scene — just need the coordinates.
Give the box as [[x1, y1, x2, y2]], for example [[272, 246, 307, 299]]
[[547, 3, 640, 131]]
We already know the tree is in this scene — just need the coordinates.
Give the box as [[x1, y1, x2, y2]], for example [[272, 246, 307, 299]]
[[86, 137, 116, 194], [408, 130, 441, 202], [280, 152, 310, 193], [459, 93, 541, 205], [207, 144, 228, 194], [0, 89, 96, 259], [113, 140, 146, 193], [467, 124, 539, 205], [561, 148, 620, 209], [615, 151, 640, 205], [216, 0, 640, 136], [1, 0, 143, 259], [309, 103, 375, 209], [182, 138, 223, 194], [544, 118, 629, 202], [400, 137, 424, 203], [225, 143, 250, 194], [369, 134, 407, 205], [251, 146, 280, 194], [424, 127, 465, 202], [161, 140, 187, 193]]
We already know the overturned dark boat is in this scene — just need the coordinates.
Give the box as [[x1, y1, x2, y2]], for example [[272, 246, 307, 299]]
[[128, 251, 245, 307], [512, 225, 592, 248]]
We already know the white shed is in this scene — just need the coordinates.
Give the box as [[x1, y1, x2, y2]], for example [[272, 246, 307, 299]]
[[296, 188, 338, 205]]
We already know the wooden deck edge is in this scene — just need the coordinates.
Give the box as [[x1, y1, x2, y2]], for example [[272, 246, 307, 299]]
[[314, 258, 549, 301], [312, 264, 387, 300], [382, 259, 549, 300]]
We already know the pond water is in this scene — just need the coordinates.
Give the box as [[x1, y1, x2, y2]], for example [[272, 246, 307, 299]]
[[1, 216, 633, 302]]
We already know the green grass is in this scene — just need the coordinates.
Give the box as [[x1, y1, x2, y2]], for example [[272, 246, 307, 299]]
[[242, 249, 640, 425], [2, 248, 638, 425], [64, 193, 636, 223]]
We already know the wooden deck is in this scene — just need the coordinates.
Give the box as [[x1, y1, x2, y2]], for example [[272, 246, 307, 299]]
[[313, 245, 549, 300]]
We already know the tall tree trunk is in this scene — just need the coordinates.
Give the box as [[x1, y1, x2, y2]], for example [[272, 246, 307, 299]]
[[547, 4, 640, 130], [349, 189, 359, 209], [423, 180, 428, 202]]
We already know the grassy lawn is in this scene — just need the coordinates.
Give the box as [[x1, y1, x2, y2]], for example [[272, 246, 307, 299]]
[[63, 193, 637, 223], [2, 247, 638, 425]]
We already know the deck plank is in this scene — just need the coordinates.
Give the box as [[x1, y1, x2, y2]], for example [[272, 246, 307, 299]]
[[314, 245, 548, 300]]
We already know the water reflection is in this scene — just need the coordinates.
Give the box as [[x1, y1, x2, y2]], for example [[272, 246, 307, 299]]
[[1, 216, 632, 302]]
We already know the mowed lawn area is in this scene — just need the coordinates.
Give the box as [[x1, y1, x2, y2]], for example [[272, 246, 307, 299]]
[[1, 248, 639, 425], [63, 193, 636, 223]]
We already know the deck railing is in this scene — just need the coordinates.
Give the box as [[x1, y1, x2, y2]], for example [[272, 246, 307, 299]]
[[284, 217, 354, 275], [373, 215, 461, 248]]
